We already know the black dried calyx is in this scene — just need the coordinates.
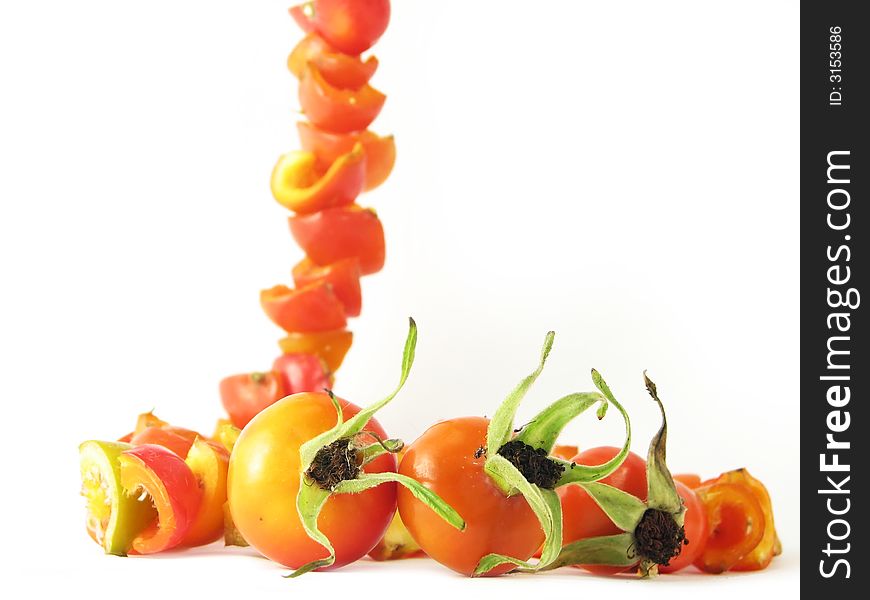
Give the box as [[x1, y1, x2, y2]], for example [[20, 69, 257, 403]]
[[497, 439, 565, 490], [306, 438, 361, 490]]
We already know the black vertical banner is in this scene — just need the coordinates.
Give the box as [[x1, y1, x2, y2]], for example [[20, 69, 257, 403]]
[[802, 2, 868, 596]]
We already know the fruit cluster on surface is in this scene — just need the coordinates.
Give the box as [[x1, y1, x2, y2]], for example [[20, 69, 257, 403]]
[[78, 0, 781, 579]]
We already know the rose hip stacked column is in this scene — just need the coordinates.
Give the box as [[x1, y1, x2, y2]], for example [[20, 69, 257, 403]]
[[219, 1, 395, 430]]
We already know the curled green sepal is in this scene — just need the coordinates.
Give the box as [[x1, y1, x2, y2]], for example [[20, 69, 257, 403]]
[[474, 455, 562, 575], [578, 482, 647, 532], [485, 331, 555, 459], [285, 477, 333, 578], [289, 318, 419, 577], [298, 317, 417, 473], [554, 369, 632, 487], [353, 434, 404, 466], [514, 392, 607, 453], [334, 472, 465, 531], [543, 373, 686, 577], [644, 371, 682, 514], [522, 533, 637, 573]]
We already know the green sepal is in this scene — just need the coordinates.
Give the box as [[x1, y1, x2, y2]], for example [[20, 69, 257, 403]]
[[285, 476, 333, 578], [290, 319, 419, 577], [553, 370, 632, 487], [577, 481, 647, 532], [643, 371, 682, 515], [525, 532, 637, 572], [334, 472, 465, 531], [485, 331, 555, 458], [299, 318, 417, 472], [474, 455, 562, 575], [354, 435, 404, 467], [514, 392, 606, 453]]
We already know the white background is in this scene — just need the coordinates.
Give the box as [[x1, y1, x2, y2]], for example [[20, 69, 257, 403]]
[[0, 0, 799, 597]]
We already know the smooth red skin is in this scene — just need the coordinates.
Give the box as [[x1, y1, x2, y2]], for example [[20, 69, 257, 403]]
[[261, 282, 348, 333], [271, 353, 331, 394], [229, 394, 397, 569], [130, 428, 194, 458], [292, 257, 362, 317], [289, 4, 315, 32], [121, 444, 203, 552], [219, 372, 287, 429], [398, 417, 543, 577], [559, 447, 647, 574], [299, 64, 385, 134], [659, 481, 709, 573], [289, 206, 385, 275], [310, 0, 391, 55]]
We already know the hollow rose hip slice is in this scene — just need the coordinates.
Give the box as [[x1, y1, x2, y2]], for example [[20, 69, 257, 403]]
[[299, 64, 385, 134], [292, 257, 362, 317], [277, 329, 354, 373], [270, 144, 366, 214], [297, 122, 396, 191], [179, 438, 231, 547], [219, 371, 287, 429], [212, 419, 242, 454], [261, 282, 348, 333], [289, 205, 385, 275], [704, 468, 780, 571], [288, 33, 378, 89], [118, 444, 203, 554], [130, 427, 195, 459], [693, 481, 766, 573], [79, 440, 156, 556]]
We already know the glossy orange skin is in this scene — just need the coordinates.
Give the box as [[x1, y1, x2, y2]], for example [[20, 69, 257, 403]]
[[260, 282, 348, 333], [219, 371, 287, 429], [118, 444, 202, 554], [299, 64, 385, 134], [398, 417, 543, 576], [307, 0, 391, 55], [288, 33, 378, 89], [693, 482, 766, 574], [293, 257, 362, 317], [559, 447, 647, 574], [289, 205, 385, 275], [703, 469, 778, 571], [228, 393, 397, 570], [658, 481, 709, 573], [278, 329, 354, 373], [297, 122, 396, 191]]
